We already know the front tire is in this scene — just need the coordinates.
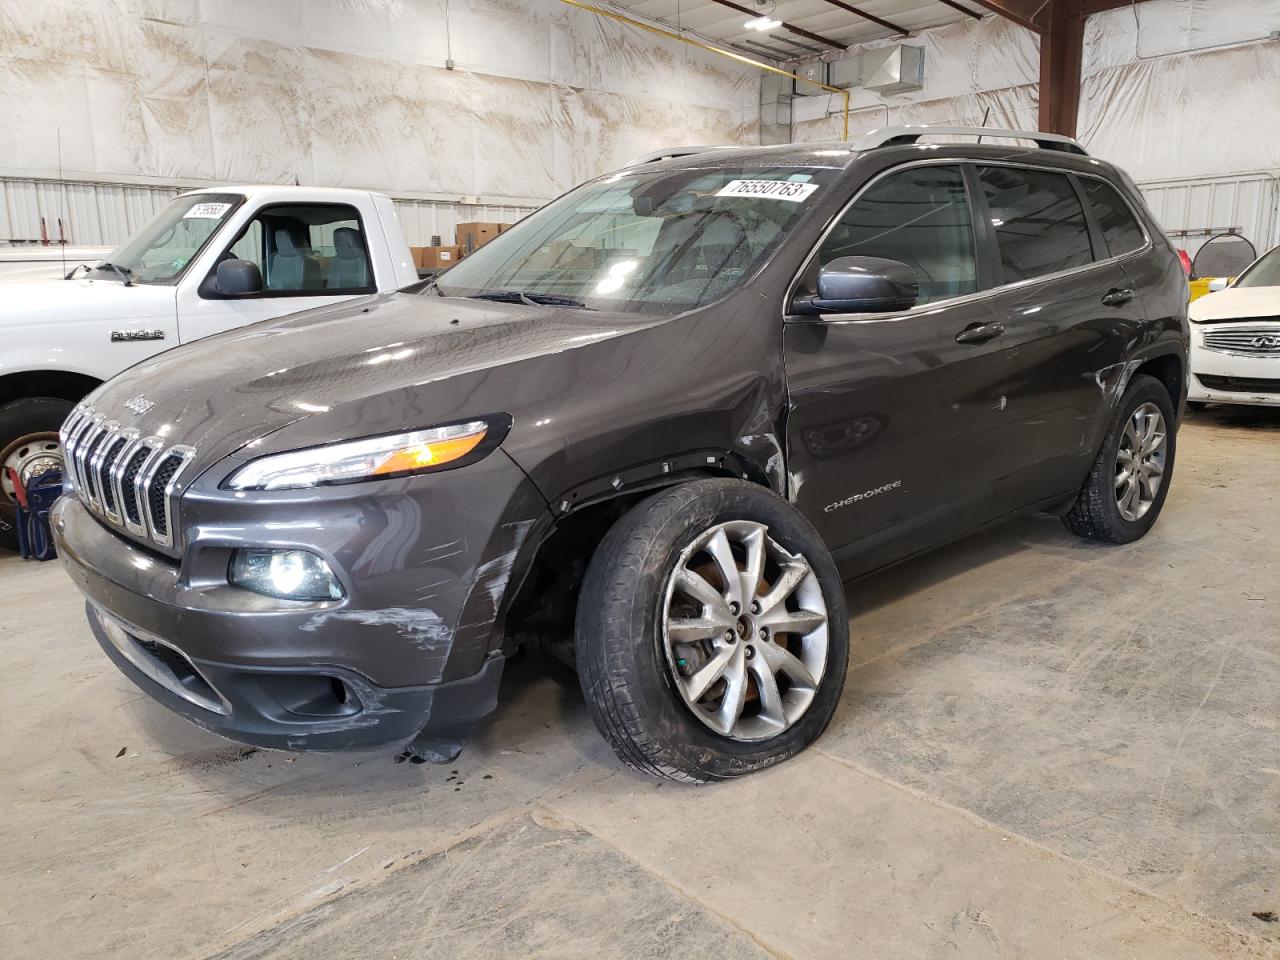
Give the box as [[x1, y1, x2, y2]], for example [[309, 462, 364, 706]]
[[575, 479, 849, 783], [0, 398, 74, 552], [1062, 374, 1176, 544]]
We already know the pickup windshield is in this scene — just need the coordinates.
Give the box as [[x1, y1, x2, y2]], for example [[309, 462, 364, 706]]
[[90, 193, 244, 284], [436, 165, 838, 313]]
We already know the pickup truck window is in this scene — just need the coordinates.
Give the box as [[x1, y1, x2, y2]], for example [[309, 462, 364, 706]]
[[223, 203, 374, 295], [436, 165, 840, 314], [91, 192, 243, 284]]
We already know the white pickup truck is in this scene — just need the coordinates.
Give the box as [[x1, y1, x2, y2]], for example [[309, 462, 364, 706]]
[[0, 184, 420, 549]]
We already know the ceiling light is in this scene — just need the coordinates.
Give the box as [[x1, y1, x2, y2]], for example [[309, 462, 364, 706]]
[[744, 16, 781, 30]]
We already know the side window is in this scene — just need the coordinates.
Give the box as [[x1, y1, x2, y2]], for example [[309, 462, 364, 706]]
[[1082, 178, 1146, 257], [815, 165, 977, 305], [977, 167, 1094, 283], [223, 204, 373, 295]]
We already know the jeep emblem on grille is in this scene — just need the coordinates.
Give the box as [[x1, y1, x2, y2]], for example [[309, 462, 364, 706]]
[[124, 395, 155, 416]]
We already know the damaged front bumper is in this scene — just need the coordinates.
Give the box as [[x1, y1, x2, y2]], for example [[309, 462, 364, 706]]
[[51, 449, 549, 755]]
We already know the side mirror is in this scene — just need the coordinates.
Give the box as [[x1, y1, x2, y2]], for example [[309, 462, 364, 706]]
[[1207, 277, 1230, 293], [216, 258, 264, 297], [793, 256, 918, 315]]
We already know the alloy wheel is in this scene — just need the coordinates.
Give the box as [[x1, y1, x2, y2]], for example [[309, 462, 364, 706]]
[[661, 520, 829, 742], [1115, 401, 1166, 522]]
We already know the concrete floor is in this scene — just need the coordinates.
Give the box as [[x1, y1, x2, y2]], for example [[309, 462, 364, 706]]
[[2, 408, 1277, 960]]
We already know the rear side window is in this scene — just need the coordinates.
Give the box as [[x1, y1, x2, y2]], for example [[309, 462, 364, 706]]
[[977, 167, 1094, 284], [1082, 179, 1146, 256], [815, 165, 977, 305]]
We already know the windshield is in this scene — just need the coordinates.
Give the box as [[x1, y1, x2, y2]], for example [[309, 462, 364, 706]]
[[437, 165, 838, 313], [1233, 245, 1280, 288], [91, 193, 243, 284]]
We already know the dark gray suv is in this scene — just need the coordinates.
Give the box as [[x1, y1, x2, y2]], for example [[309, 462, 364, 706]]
[[52, 127, 1189, 782]]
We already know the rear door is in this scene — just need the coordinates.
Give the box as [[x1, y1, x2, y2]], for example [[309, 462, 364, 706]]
[[783, 163, 1013, 572], [973, 165, 1143, 503]]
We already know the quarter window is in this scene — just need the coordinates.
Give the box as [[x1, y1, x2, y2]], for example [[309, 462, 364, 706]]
[[223, 203, 373, 295], [814, 165, 977, 305], [977, 167, 1094, 283], [1082, 179, 1145, 257]]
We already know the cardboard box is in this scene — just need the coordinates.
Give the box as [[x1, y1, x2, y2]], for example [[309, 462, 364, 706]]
[[455, 222, 502, 254], [412, 245, 464, 271]]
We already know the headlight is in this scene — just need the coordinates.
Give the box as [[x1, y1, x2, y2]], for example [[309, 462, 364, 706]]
[[225, 418, 505, 491], [229, 549, 344, 601]]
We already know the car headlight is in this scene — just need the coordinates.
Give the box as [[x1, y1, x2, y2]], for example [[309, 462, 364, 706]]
[[229, 549, 343, 601], [225, 418, 506, 491]]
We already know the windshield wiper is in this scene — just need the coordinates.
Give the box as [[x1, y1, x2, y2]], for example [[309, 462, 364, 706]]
[[468, 291, 591, 309], [97, 261, 133, 287]]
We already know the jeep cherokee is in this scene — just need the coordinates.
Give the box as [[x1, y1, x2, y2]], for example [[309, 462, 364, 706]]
[[52, 127, 1189, 782]]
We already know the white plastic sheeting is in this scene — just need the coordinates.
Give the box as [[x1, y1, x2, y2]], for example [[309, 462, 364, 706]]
[[0, 0, 758, 207]]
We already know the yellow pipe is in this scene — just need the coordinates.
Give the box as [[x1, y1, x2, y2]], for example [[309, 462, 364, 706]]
[[559, 0, 850, 141]]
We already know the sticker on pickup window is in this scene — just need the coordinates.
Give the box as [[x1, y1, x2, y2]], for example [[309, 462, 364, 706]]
[[716, 180, 819, 202], [183, 202, 232, 219]]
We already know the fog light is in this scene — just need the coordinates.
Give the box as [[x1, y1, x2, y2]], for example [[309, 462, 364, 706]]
[[229, 549, 343, 601]]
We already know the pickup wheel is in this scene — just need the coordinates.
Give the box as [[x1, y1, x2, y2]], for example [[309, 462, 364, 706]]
[[575, 479, 849, 783], [0, 398, 75, 551], [1062, 374, 1177, 544]]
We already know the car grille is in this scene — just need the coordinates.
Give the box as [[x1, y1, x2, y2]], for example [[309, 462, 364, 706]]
[[60, 405, 196, 550], [1202, 327, 1280, 357], [1196, 374, 1280, 394]]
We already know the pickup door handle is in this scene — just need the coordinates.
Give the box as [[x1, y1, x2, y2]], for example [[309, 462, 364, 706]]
[[955, 321, 1006, 345], [1101, 287, 1135, 307]]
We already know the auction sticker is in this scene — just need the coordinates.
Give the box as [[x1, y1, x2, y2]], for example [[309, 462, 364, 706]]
[[183, 202, 232, 219], [716, 179, 819, 202]]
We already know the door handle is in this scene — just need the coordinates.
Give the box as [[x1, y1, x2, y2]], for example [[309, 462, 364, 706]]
[[1101, 287, 1134, 307], [955, 321, 1005, 345]]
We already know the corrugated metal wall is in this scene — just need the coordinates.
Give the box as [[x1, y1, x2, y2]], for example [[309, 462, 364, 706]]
[[1138, 172, 1280, 258], [0, 177, 545, 249]]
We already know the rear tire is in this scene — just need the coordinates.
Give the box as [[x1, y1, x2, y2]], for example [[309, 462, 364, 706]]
[[575, 479, 849, 783], [0, 398, 75, 552], [1062, 374, 1176, 544]]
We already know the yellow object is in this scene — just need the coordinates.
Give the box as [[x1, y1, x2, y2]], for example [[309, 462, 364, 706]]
[[559, 0, 851, 141], [1189, 277, 1234, 301]]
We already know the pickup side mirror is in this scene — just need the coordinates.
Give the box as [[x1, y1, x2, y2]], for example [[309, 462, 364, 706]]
[[793, 256, 918, 315], [216, 258, 264, 297], [1207, 277, 1230, 293]]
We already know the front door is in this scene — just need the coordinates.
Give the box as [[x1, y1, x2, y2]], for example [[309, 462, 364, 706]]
[[176, 201, 378, 344], [783, 163, 1012, 575]]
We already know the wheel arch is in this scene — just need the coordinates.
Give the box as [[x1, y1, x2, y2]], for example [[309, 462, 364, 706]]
[[1133, 352, 1185, 414], [0, 369, 102, 409], [498, 464, 777, 658]]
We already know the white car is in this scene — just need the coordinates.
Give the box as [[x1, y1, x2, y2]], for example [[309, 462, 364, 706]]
[[1187, 245, 1280, 409], [0, 184, 420, 549]]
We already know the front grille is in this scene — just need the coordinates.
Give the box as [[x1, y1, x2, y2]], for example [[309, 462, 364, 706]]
[[1202, 327, 1280, 357], [60, 405, 196, 549], [1196, 374, 1280, 394]]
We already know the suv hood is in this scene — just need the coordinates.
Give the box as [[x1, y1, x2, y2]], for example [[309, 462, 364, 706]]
[[87, 292, 667, 468], [1189, 286, 1280, 322]]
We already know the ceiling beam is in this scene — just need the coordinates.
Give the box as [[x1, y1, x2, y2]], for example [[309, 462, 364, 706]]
[[963, 0, 1051, 34], [933, 0, 985, 18], [815, 0, 910, 37], [703, 0, 847, 49], [1081, 0, 1155, 12]]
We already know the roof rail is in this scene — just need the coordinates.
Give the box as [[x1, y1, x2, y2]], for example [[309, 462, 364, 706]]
[[625, 146, 735, 166], [853, 125, 1089, 156]]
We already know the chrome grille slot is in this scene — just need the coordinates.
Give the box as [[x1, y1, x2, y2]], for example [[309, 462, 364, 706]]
[[62, 404, 197, 551], [1203, 327, 1280, 357]]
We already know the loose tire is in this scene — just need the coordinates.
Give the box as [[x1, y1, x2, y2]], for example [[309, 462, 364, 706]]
[[575, 479, 849, 783], [0, 398, 75, 552], [1062, 374, 1176, 544]]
